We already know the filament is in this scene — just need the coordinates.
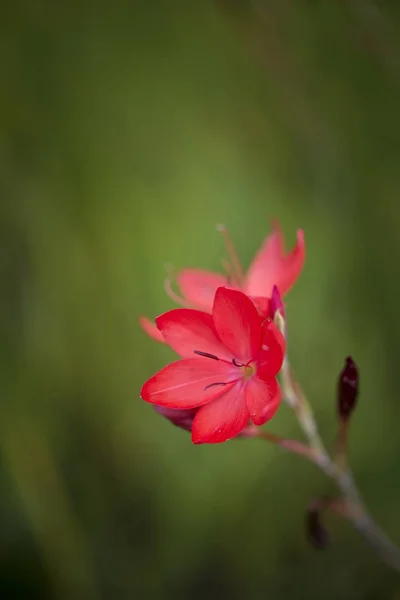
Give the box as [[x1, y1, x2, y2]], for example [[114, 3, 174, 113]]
[[217, 224, 244, 287]]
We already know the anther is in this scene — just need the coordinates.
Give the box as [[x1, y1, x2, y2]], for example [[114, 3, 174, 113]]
[[193, 350, 219, 361], [232, 358, 244, 367]]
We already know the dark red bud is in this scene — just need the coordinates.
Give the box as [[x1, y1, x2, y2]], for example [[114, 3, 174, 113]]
[[338, 356, 359, 421], [306, 508, 329, 550], [154, 406, 197, 432]]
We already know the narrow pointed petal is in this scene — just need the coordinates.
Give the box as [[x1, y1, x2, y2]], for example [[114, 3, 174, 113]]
[[212, 287, 262, 363], [278, 228, 305, 295], [246, 377, 281, 425], [139, 316, 166, 343], [156, 309, 232, 360], [192, 382, 249, 443], [141, 358, 235, 408], [245, 224, 305, 298], [257, 320, 286, 379], [245, 225, 281, 298], [176, 269, 228, 312]]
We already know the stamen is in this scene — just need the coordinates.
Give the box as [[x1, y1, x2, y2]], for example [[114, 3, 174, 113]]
[[232, 358, 244, 367], [204, 382, 227, 390], [220, 258, 237, 287], [194, 350, 219, 361], [164, 278, 193, 308], [216, 224, 244, 286], [164, 263, 177, 277]]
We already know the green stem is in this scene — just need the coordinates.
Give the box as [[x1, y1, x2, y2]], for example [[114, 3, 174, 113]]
[[279, 355, 400, 571]]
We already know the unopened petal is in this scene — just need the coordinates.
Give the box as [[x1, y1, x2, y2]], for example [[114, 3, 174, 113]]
[[246, 377, 281, 425], [269, 285, 285, 320], [245, 224, 305, 298], [156, 308, 232, 360], [192, 382, 249, 443], [154, 405, 197, 432], [139, 316, 166, 343], [141, 358, 235, 409], [177, 269, 228, 312], [212, 287, 262, 363]]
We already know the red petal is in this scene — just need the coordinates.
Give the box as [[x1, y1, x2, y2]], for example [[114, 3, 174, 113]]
[[156, 308, 232, 360], [250, 296, 271, 319], [176, 269, 228, 312], [212, 287, 261, 362], [245, 224, 305, 298], [191, 382, 249, 443], [139, 316, 166, 343], [256, 320, 286, 378], [246, 377, 281, 425], [141, 358, 235, 408]]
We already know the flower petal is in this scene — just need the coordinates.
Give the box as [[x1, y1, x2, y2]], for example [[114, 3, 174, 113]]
[[153, 405, 197, 432], [212, 287, 261, 362], [246, 377, 281, 425], [139, 316, 166, 343], [257, 320, 286, 379], [250, 296, 271, 319], [154, 405, 253, 438], [156, 308, 232, 360], [141, 358, 235, 408], [245, 224, 305, 298], [176, 269, 228, 312], [191, 382, 249, 443]]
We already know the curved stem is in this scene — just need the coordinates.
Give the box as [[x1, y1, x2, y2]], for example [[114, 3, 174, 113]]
[[252, 427, 321, 463], [278, 356, 400, 572], [216, 224, 244, 286]]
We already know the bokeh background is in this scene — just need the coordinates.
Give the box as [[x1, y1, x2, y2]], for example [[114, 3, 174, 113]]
[[1, 1, 400, 598]]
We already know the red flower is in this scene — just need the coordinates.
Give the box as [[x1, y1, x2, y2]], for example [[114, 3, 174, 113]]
[[141, 287, 285, 444], [140, 221, 305, 342]]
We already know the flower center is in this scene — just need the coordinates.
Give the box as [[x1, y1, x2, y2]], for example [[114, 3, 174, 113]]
[[193, 350, 256, 389], [241, 362, 256, 379]]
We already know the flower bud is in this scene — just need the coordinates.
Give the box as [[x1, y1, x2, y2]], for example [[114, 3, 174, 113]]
[[306, 507, 329, 550], [154, 406, 197, 432], [270, 285, 285, 320], [338, 356, 359, 421]]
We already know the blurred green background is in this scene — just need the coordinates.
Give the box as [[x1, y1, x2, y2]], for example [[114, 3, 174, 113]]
[[1, 1, 400, 598]]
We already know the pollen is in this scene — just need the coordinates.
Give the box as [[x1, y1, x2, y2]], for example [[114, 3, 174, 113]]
[[241, 363, 256, 379]]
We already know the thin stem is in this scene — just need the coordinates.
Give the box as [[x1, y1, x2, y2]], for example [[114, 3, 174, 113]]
[[281, 356, 332, 471], [278, 355, 400, 572], [254, 427, 321, 463]]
